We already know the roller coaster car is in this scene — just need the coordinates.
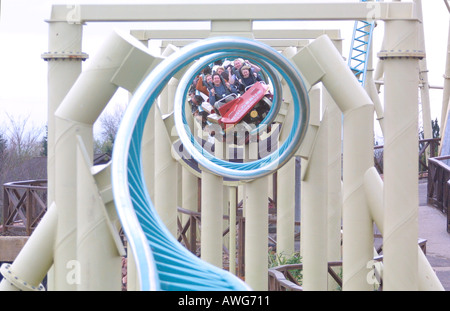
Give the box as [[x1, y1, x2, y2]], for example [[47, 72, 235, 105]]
[[219, 82, 270, 126], [194, 82, 272, 145], [201, 102, 215, 114]]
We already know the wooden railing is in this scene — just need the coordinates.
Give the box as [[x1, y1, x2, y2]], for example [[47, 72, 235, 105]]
[[2, 179, 47, 235], [176, 205, 284, 278], [418, 138, 441, 172], [268, 239, 427, 291], [374, 138, 440, 175], [427, 155, 450, 233], [177, 206, 247, 276], [177, 206, 244, 275], [268, 261, 345, 291]]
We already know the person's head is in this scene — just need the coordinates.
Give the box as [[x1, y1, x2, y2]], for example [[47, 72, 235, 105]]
[[216, 66, 225, 75], [202, 66, 212, 75], [212, 73, 222, 86], [205, 74, 212, 84], [234, 58, 244, 70], [241, 66, 251, 78], [193, 95, 204, 105], [223, 60, 232, 70], [220, 71, 229, 81]]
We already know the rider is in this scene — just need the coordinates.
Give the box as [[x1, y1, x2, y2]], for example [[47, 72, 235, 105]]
[[189, 92, 208, 128], [208, 73, 238, 108], [229, 58, 262, 85], [237, 65, 263, 94]]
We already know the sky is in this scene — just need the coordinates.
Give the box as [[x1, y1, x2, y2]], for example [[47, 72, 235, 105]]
[[0, 0, 448, 136]]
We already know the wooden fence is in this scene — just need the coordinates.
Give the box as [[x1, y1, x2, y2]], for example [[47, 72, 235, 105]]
[[374, 138, 440, 175], [268, 261, 346, 291], [268, 239, 427, 291], [427, 155, 450, 233], [2, 179, 47, 235], [176, 203, 286, 278]]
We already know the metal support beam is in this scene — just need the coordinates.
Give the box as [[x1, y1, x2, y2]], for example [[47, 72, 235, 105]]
[[131, 29, 342, 41], [48, 2, 418, 23]]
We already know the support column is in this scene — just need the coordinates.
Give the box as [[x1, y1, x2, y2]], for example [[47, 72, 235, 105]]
[[244, 176, 269, 291], [222, 185, 230, 260], [365, 40, 385, 135], [201, 171, 224, 268], [142, 106, 156, 201], [274, 45, 298, 258], [42, 19, 86, 290], [154, 85, 178, 236], [53, 108, 92, 291], [76, 147, 123, 291], [228, 186, 238, 275], [137, 36, 156, 203], [415, 0, 432, 144], [52, 30, 159, 290], [154, 45, 179, 236], [182, 167, 198, 241], [276, 158, 295, 256], [364, 167, 444, 291], [321, 30, 343, 291], [323, 89, 343, 290], [440, 20, 450, 155], [380, 19, 422, 291], [301, 99, 328, 291], [43, 21, 87, 207], [293, 35, 374, 290]]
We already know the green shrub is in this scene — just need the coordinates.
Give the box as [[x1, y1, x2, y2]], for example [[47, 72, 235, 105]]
[[268, 249, 303, 284]]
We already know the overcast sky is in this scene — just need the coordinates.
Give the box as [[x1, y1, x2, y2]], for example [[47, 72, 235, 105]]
[[0, 0, 448, 134]]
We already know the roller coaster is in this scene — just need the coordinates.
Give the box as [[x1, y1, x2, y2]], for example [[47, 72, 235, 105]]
[[0, 0, 446, 291]]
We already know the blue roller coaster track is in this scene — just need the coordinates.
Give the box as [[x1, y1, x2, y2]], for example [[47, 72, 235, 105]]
[[348, 0, 378, 87], [111, 0, 379, 288], [111, 37, 309, 291]]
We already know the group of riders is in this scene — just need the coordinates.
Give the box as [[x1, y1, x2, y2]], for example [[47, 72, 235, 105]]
[[188, 58, 270, 129]]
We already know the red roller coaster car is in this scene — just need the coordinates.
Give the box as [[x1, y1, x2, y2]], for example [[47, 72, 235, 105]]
[[203, 81, 270, 131], [219, 82, 269, 126]]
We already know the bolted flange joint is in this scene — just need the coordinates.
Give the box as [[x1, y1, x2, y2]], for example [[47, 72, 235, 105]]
[[41, 51, 89, 61], [0, 263, 45, 291], [378, 49, 425, 60]]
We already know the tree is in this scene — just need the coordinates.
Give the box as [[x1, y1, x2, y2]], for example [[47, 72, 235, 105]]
[[0, 132, 6, 156], [40, 125, 48, 157], [4, 113, 44, 158], [94, 104, 126, 156], [0, 114, 46, 206], [432, 118, 440, 139], [0, 131, 8, 182]]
